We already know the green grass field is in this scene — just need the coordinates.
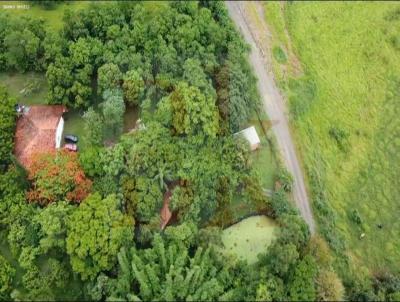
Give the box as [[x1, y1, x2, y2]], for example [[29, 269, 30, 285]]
[[221, 215, 277, 264], [0, 1, 92, 30], [264, 2, 400, 273], [251, 146, 276, 190]]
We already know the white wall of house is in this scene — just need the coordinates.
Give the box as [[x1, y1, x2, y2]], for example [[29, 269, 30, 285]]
[[55, 117, 64, 148]]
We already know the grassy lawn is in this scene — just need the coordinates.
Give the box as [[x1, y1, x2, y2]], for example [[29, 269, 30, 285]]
[[264, 2, 400, 273], [250, 142, 276, 190], [221, 215, 277, 265], [0, 72, 47, 105], [0, 1, 92, 30], [62, 110, 87, 149], [246, 115, 278, 190]]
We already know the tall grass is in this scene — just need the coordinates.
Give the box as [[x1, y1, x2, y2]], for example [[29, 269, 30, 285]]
[[266, 2, 400, 273]]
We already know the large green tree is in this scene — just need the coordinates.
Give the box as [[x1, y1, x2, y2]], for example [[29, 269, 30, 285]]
[[101, 89, 125, 137], [34, 201, 74, 253], [66, 193, 133, 280], [122, 69, 145, 106], [167, 81, 219, 137], [83, 107, 104, 147], [46, 37, 103, 108], [1, 16, 46, 72], [4, 29, 40, 71], [182, 58, 215, 99], [98, 63, 122, 93]]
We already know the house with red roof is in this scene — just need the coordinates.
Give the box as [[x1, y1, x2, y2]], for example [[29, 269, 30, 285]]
[[160, 181, 182, 230], [160, 190, 173, 230], [14, 105, 67, 169]]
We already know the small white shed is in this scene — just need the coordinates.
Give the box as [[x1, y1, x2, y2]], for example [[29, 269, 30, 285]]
[[234, 126, 261, 151]]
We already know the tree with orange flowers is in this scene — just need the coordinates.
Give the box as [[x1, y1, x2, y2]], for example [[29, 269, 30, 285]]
[[27, 150, 92, 206]]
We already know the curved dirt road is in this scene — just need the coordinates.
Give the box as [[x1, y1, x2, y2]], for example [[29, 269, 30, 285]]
[[226, 1, 315, 233]]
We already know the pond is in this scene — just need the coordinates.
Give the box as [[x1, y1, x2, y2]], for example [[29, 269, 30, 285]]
[[123, 105, 140, 133], [221, 215, 278, 265]]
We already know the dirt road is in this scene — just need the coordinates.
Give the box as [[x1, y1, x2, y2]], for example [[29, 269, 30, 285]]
[[226, 1, 315, 233]]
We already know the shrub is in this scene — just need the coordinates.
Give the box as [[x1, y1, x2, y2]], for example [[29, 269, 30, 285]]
[[306, 236, 333, 269], [349, 209, 362, 225], [20, 79, 41, 97], [270, 189, 297, 218], [328, 126, 349, 152], [276, 168, 293, 193], [272, 46, 287, 64], [316, 269, 345, 301]]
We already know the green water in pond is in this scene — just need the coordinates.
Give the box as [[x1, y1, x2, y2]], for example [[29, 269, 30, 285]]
[[221, 215, 278, 265]]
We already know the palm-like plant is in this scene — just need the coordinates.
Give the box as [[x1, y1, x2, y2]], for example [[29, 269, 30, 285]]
[[153, 163, 173, 191]]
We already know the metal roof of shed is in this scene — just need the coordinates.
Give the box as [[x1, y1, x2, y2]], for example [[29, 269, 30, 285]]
[[234, 126, 261, 147]]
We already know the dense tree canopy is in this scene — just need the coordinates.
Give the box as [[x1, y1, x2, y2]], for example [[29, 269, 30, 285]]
[[167, 81, 219, 137], [0, 14, 46, 72], [101, 89, 125, 137], [40, 0, 259, 132], [0, 255, 15, 300], [104, 235, 228, 301], [98, 63, 122, 94], [0, 86, 16, 171], [122, 69, 145, 106], [66, 193, 133, 281]]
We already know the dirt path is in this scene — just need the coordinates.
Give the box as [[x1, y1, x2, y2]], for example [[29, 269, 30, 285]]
[[226, 1, 315, 233]]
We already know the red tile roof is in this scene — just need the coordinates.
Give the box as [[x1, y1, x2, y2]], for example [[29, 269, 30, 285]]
[[160, 181, 182, 230], [160, 190, 173, 230], [14, 105, 67, 169]]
